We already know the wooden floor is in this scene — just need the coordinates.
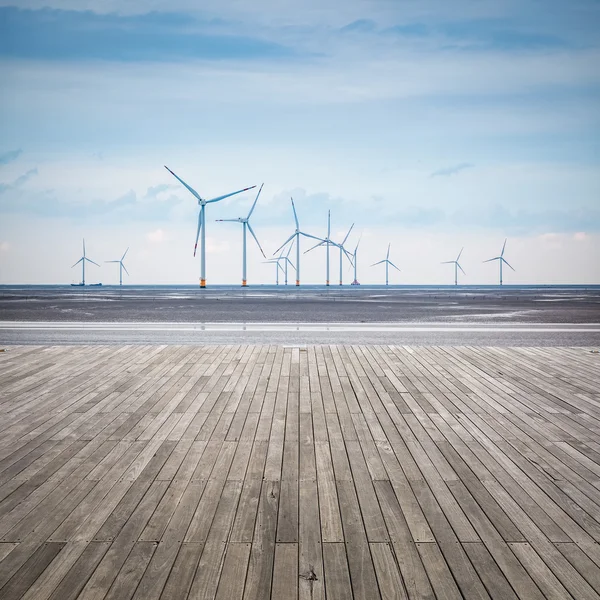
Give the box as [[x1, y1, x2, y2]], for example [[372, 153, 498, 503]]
[[0, 346, 599, 599]]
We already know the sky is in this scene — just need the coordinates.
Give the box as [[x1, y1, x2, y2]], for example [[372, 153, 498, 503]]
[[0, 0, 599, 285]]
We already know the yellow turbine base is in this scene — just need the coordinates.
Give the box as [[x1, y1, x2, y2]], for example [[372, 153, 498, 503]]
[[326, 280, 330, 286], [242, 280, 247, 287], [296, 280, 300, 286], [200, 279, 206, 288]]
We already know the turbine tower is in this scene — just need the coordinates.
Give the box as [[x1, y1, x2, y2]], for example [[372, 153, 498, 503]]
[[371, 243, 400, 286], [304, 210, 343, 286], [71, 239, 99, 286], [105, 247, 129, 286], [164, 165, 255, 288], [351, 235, 362, 285], [442, 247, 465, 286], [216, 184, 266, 286], [484, 238, 514, 285], [274, 198, 322, 286]]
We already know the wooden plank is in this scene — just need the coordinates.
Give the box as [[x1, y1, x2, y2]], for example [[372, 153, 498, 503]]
[[272, 543, 298, 600]]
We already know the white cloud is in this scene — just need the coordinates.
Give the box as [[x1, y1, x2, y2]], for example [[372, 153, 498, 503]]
[[146, 228, 167, 243]]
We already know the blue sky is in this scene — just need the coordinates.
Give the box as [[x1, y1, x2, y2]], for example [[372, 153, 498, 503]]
[[0, 0, 599, 284]]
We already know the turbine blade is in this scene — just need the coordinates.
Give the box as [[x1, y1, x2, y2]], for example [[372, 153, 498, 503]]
[[193, 210, 203, 257], [83, 239, 86, 257], [388, 261, 401, 272], [502, 258, 515, 271], [291, 198, 300, 229], [71, 257, 83, 268], [501, 238, 507, 257], [371, 260, 385, 266], [304, 240, 326, 254], [164, 165, 203, 203], [206, 185, 256, 203], [216, 219, 240, 222], [354, 235, 361, 254], [285, 243, 293, 258], [105, 260, 120, 263], [441, 261, 454, 264], [122, 263, 130, 276], [247, 183, 263, 219], [343, 248, 354, 265], [85, 258, 100, 267], [327, 210, 331, 238], [122, 247, 129, 261], [341, 223, 354, 245], [483, 257, 500, 263], [457, 263, 466, 275], [274, 233, 295, 255], [386, 243, 390, 260], [457, 247, 464, 262], [247, 223, 266, 258], [285, 257, 297, 271], [299, 231, 323, 242]]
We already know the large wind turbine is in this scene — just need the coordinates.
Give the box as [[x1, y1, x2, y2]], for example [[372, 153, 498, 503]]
[[164, 166, 255, 288], [105, 247, 129, 286], [371, 243, 400, 285], [484, 238, 514, 285], [351, 235, 362, 285], [216, 184, 265, 286], [442, 247, 465, 286], [274, 198, 322, 286], [71, 239, 99, 286], [304, 211, 345, 286]]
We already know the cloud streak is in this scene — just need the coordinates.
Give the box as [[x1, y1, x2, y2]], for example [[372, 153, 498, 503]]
[[430, 163, 474, 178], [0, 7, 296, 62], [0, 149, 22, 165]]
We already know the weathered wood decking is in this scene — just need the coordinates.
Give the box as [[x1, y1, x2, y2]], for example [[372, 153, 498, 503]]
[[0, 344, 599, 599]]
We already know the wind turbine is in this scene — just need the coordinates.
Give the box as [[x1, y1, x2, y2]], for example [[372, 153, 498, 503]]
[[105, 247, 129, 286], [351, 235, 362, 285], [441, 247, 465, 286], [164, 166, 256, 288], [216, 184, 265, 286], [304, 210, 344, 286], [71, 239, 99, 286], [264, 245, 295, 285], [371, 243, 400, 286], [484, 238, 514, 285], [336, 224, 355, 285], [263, 258, 284, 285], [274, 198, 322, 286]]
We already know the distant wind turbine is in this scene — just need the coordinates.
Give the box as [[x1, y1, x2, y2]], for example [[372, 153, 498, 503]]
[[442, 247, 465, 286], [263, 258, 285, 285], [164, 165, 255, 288], [304, 210, 344, 286], [351, 235, 362, 285], [105, 247, 129, 286], [264, 244, 295, 285], [274, 198, 322, 286], [71, 239, 99, 286], [216, 184, 266, 286], [371, 243, 400, 285], [337, 224, 355, 285], [484, 238, 514, 285]]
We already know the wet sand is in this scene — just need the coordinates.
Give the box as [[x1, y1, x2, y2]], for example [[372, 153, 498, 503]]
[[1, 285, 599, 324]]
